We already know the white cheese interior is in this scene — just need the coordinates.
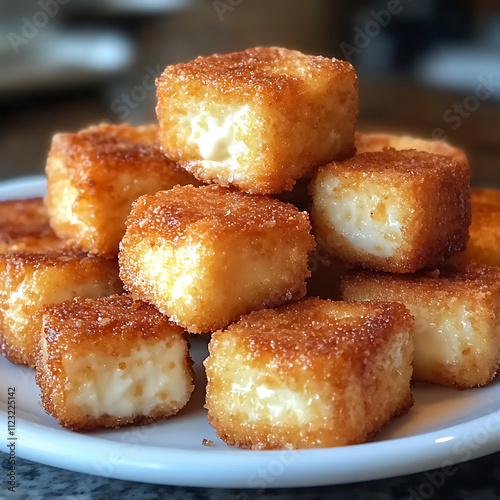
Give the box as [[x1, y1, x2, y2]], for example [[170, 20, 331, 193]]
[[169, 243, 203, 304], [230, 366, 329, 425], [137, 242, 200, 321], [320, 177, 404, 257], [64, 338, 190, 418], [59, 177, 83, 227], [4, 269, 116, 341], [183, 106, 250, 179], [409, 301, 481, 372], [50, 157, 86, 231]]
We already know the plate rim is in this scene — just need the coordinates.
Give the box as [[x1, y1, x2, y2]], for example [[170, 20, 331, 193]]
[[9, 406, 500, 488]]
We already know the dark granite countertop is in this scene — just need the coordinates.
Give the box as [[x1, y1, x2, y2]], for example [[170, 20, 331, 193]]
[[1, 451, 499, 499]]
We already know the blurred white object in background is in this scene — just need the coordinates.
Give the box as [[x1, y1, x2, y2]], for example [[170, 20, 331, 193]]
[[80, 0, 193, 14], [415, 45, 500, 98], [0, 29, 133, 93], [414, 15, 500, 98], [0, 0, 193, 95], [38, 31, 132, 70]]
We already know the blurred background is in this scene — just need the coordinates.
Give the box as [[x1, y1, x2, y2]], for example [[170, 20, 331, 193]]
[[0, 0, 498, 186]]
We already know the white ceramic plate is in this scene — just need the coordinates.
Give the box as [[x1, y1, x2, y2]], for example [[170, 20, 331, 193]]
[[1, 176, 499, 488]]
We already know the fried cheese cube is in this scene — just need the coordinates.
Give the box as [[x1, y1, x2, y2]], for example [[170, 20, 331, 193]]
[[0, 198, 66, 253], [460, 188, 500, 267], [119, 185, 315, 333], [355, 132, 468, 164], [0, 251, 122, 367], [45, 123, 199, 257], [204, 298, 414, 450], [310, 149, 471, 273], [35, 295, 194, 431], [156, 47, 358, 194], [341, 264, 500, 388]]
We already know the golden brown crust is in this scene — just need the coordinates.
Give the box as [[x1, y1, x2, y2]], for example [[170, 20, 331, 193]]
[[48, 123, 196, 189], [355, 132, 468, 165], [85, 122, 159, 144], [119, 185, 315, 333], [0, 198, 66, 253], [471, 188, 500, 209], [0, 251, 122, 367], [0, 197, 49, 230], [209, 391, 414, 450], [342, 261, 500, 297], [415, 365, 499, 390], [0, 333, 26, 366], [51, 403, 190, 432], [158, 47, 355, 97], [460, 188, 500, 266], [362, 390, 414, 439], [0, 249, 100, 269], [205, 298, 414, 449], [45, 123, 200, 257], [38, 294, 183, 348], [310, 148, 471, 273], [327, 148, 466, 177], [35, 295, 187, 369], [123, 184, 313, 243], [212, 298, 412, 365], [35, 294, 194, 431], [156, 47, 358, 194]]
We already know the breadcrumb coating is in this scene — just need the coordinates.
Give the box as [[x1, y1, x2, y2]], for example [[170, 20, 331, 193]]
[[205, 298, 414, 449], [342, 262, 500, 388], [156, 46, 358, 194], [458, 188, 500, 266], [45, 122, 199, 257], [310, 148, 471, 273], [355, 132, 468, 164], [36, 295, 194, 431], [0, 251, 122, 366], [0, 198, 66, 253], [119, 184, 315, 333]]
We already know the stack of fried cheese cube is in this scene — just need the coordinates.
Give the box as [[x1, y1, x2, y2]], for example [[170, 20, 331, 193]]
[[307, 131, 500, 390], [0, 122, 202, 429], [4, 45, 491, 447], [119, 46, 360, 337], [33, 123, 202, 429], [339, 184, 500, 390], [125, 46, 420, 450], [0, 122, 199, 370]]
